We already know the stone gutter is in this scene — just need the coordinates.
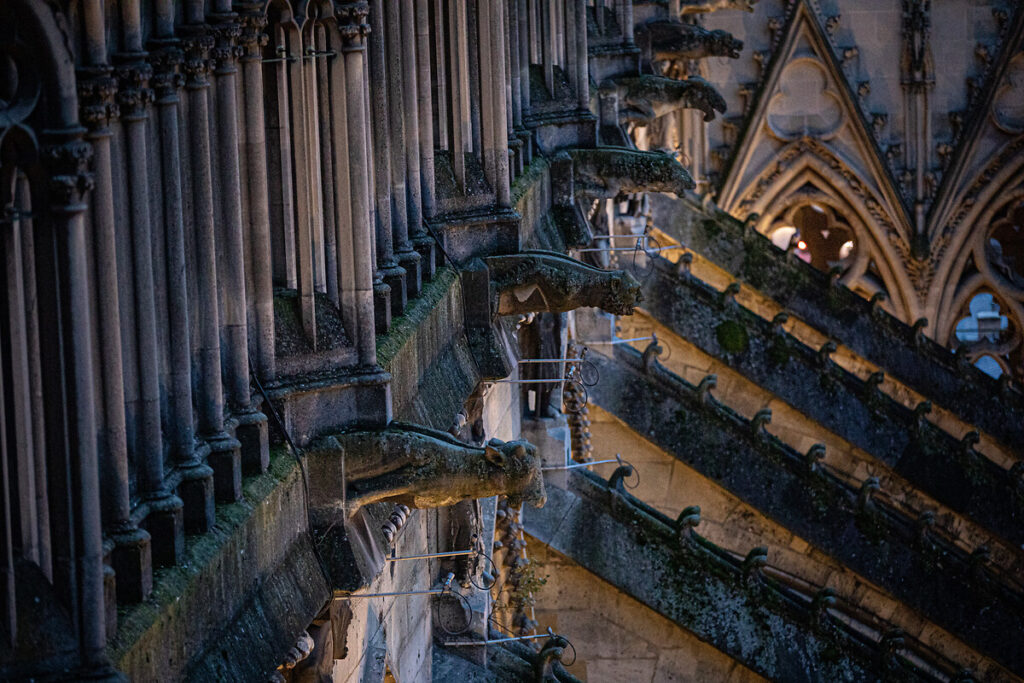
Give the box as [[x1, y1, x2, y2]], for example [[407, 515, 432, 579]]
[[525, 468, 958, 682], [587, 346, 1024, 675], [648, 192, 1024, 455], [637, 254, 1024, 551]]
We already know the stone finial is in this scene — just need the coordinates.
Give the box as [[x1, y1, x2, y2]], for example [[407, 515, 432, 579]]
[[868, 291, 887, 314], [879, 628, 906, 664], [805, 443, 826, 474], [865, 371, 885, 397], [641, 334, 663, 372], [676, 251, 694, 278], [697, 374, 717, 404], [608, 465, 635, 493], [857, 476, 881, 513], [817, 341, 837, 365], [751, 408, 772, 434], [915, 510, 936, 549], [810, 587, 837, 630], [720, 281, 741, 308], [741, 546, 768, 584], [911, 317, 929, 347]]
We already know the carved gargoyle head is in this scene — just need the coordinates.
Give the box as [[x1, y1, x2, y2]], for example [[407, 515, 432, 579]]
[[307, 425, 546, 512], [600, 270, 643, 316], [566, 147, 695, 199], [485, 251, 644, 317], [484, 438, 546, 508], [708, 29, 743, 59]]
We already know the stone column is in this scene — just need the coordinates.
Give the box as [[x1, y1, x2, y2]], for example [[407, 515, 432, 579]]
[[622, 0, 634, 48], [181, 27, 244, 503], [42, 130, 107, 671], [369, 0, 405, 326], [385, 0, 422, 296], [414, 0, 437, 278], [210, 8, 270, 480], [487, 0, 511, 206], [77, 58, 153, 603], [339, 2, 378, 367], [574, 0, 588, 111], [149, 16, 218, 534], [401, 0, 434, 280], [236, 4, 276, 384], [114, 27, 185, 566]]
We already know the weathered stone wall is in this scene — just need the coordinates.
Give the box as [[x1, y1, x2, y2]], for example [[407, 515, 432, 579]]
[[578, 405, 1013, 680], [526, 537, 765, 683]]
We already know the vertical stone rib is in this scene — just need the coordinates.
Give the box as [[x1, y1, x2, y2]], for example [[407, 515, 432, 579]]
[[575, 0, 588, 111], [416, 0, 436, 219], [116, 1, 184, 567], [490, 0, 511, 206], [386, 0, 421, 295], [369, 0, 406, 323], [238, 6, 275, 381], [340, 2, 378, 367]]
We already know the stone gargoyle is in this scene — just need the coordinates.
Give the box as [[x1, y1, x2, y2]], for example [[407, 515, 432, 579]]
[[612, 75, 727, 125], [679, 0, 759, 16], [483, 250, 643, 317], [305, 423, 546, 511], [636, 20, 743, 62], [563, 147, 695, 200]]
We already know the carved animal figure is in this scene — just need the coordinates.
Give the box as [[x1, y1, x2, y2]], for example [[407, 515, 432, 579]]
[[614, 75, 728, 124], [484, 250, 643, 316], [565, 147, 695, 199], [679, 0, 759, 15], [307, 423, 546, 511], [637, 20, 743, 62]]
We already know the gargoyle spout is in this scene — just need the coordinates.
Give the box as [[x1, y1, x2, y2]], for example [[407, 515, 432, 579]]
[[613, 75, 727, 124], [306, 423, 546, 511], [484, 250, 643, 317], [564, 147, 695, 199], [637, 21, 743, 61]]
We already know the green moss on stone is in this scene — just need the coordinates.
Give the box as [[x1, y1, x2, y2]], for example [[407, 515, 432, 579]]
[[376, 267, 459, 369], [716, 320, 749, 354]]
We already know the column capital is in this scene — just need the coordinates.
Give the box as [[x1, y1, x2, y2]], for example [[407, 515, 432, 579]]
[[337, 1, 371, 51], [77, 65, 120, 130], [237, 10, 269, 61], [209, 13, 244, 73], [147, 40, 186, 100], [180, 29, 216, 90], [43, 131, 94, 211], [114, 58, 155, 120]]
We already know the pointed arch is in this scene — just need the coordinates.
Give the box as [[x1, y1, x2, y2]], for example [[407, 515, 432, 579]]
[[738, 143, 918, 320]]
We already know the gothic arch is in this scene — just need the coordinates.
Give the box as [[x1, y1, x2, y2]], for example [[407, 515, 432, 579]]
[[0, 0, 112, 676], [930, 139, 1024, 325], [740, 150, 917, 320]]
